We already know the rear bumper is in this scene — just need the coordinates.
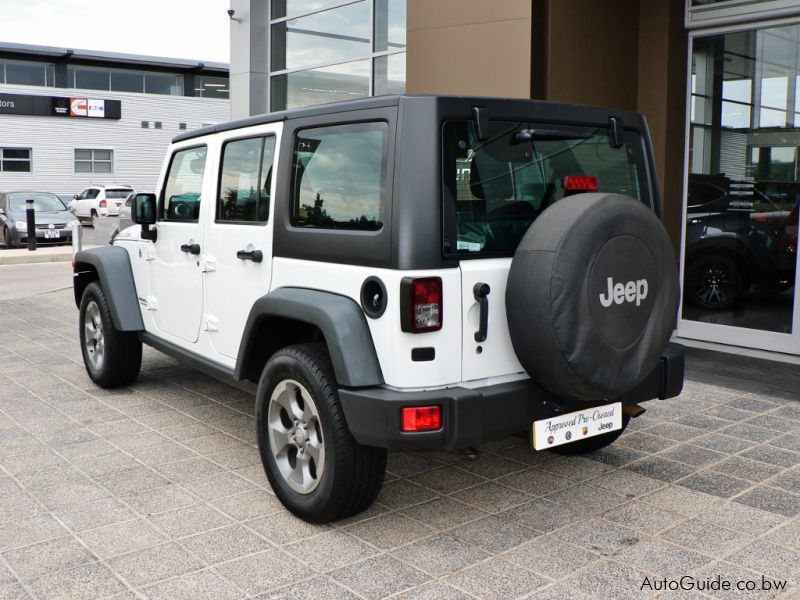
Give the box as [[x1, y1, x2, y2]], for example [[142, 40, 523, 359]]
[[339, 343, 685, 450]]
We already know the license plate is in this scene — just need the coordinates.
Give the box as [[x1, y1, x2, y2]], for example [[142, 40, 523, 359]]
[[43, 230, 60, 239], [532, 402, 623, 450], [116, 202, 122, 208]]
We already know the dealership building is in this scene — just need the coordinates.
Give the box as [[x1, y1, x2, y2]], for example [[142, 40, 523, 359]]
[[0, 42, 230, 196], [228, 0, 800, 359]]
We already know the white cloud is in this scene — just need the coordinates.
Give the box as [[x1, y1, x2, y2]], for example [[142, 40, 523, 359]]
[[1, 0, 231, 63]]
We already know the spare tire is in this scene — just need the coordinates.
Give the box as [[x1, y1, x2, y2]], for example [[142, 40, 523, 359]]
[[506, 193, 679, 401]]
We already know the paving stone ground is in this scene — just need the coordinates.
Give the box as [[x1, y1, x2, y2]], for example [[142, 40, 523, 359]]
[[0, 288, 798, 599]]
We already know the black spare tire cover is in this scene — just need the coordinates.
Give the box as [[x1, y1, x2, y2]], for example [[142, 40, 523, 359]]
[[506, 193, 679, 401]]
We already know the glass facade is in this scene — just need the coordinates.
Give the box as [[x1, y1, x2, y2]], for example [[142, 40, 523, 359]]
[[684, 22, 800, 342], [0, 60, 54, 87], [269, 0, 406, 111]]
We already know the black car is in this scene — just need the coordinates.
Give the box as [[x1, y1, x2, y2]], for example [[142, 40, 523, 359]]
[[0, 191, 79, 248], [684, 174, 797, 309]]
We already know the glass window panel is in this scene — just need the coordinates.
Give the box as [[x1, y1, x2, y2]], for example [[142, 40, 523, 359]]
[[272, 59, 370, 111], [271, 0, 349, 19], [2, 160, 31, 172], [0, 61, 4, 84], [374, 0, 406, 52], [721, 101, 750, 128], [272, 1, 370, 71], [291, 122, 387, 230], [111, 69, 144, 93], [684, 25, 798, 335], [46, 64, 55, 87], [3, 149, 30, 159], [66, 66, 74, 87], [93, 162, 112, 174], [196, 75, 229, 99], [74, 150, 92, 160], [75, 162, 93, 173], [145, 72, 182, 95], [373, 52, 405, 96], [218, 137, 263, 222], [74, 67, 110, 90], [162, 146, 207, 221], [5, 61, 45, 86], [94, 150, 112, 161]]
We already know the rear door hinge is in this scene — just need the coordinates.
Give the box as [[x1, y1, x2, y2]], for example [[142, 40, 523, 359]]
[[201, 255, 217, 273], [203, 314, 219, 332]]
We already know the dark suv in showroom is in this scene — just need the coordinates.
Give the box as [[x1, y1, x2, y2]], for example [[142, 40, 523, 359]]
[[684, 173, 798, 310]]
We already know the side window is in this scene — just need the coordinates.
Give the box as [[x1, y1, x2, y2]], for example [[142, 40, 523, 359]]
[[78, 189, 88, 200], [291, 122, 387, 230], [217, 136, 276, 223], [161, 146, 207, 221], [86, 189, 100, 200]]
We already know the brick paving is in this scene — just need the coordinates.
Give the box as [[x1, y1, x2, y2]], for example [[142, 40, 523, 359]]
[[0, 288, 798, 599]]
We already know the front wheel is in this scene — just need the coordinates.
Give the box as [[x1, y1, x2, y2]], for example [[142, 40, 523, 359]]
[[256, 344, 387, 523], [4, 227, 15, 249], [552, 415, 631, 455], [685, 254, 743, 310], [79, 282, 142, 388]]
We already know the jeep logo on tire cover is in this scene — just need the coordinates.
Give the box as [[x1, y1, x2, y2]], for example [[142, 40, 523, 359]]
[[598, 277, 648, 308]]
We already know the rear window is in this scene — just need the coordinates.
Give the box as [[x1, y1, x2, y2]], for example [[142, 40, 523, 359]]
[[106, 189, 132, 199], [442, 120, 652, 256]]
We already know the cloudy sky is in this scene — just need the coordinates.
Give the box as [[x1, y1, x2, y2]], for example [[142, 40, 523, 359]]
[[1, 0, 231, 63]]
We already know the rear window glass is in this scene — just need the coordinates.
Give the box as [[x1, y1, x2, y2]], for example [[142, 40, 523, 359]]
[[106, 189, 132, 199], [442, 120, 651, 256]]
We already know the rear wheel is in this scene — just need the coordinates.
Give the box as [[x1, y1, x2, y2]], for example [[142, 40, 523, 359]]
[[686, 254, 743, 310], [256, 343, 387, 523], [90, 210, 98, 228], [552, 415, 631, 455], [79, 282, 142, 387], [4, 227, 15, 249]]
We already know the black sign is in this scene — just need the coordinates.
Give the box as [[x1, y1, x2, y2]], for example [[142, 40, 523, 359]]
[[0, 93, 121, 119]]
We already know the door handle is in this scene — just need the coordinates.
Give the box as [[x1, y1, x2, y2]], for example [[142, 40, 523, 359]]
[[473, 282, 491, 342], [180, 242, 201, 255], [236, 249, 263, 263]]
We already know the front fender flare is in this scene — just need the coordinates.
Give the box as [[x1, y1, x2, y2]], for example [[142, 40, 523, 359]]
[[73, 246, 144, 332], [234, 288, 384, 388]]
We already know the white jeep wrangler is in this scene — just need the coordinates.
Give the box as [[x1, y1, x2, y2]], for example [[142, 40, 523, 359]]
[[73, 96, 684, 523]]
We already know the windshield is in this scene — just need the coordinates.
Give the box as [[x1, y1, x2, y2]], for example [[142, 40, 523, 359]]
[[442, 120, 652, 256], [8, 193, 67, 212], [106, 189, 132, 199]]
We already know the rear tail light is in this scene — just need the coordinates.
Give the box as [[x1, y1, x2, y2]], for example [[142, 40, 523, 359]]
[[99, 199, 107, 208], [401, 405, 441, 432], [401, 277, 442, 333], [562, 176, 598, 192]]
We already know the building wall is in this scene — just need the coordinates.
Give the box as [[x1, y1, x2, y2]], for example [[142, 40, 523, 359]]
[[406, 0, 532, 98], [0, 85, 229, 195]]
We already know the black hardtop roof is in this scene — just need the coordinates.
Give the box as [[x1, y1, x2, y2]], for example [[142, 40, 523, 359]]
[[172, 95, 646, 144]]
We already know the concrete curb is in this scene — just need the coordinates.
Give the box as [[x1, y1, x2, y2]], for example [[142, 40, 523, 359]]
[[0, 245, 99, 266]]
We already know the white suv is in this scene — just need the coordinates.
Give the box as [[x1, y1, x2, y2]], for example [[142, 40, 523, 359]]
[[72, 96, 685, 522], [69, 184, 133, 226]]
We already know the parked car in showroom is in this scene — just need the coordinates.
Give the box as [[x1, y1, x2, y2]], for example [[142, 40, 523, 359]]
[[68, 184, 133, 226], [684, 174, 797, 310], [0, 191, 79, 248]]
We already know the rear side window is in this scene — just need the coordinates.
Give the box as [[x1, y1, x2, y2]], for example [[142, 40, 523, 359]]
[[161, 146, 207, 221], [442, 120, 651, 256], [290, 122, 387, 231], [217, 136, 276, 223]]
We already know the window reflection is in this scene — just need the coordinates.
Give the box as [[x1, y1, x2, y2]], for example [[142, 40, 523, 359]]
[[685, 24, 799, 334], [272, 59, 370, 111]]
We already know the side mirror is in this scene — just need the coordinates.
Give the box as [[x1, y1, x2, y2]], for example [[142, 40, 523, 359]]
[[73, 194, 79, 200], [132, 193, 157, 241], [0, 208, 5, 216]]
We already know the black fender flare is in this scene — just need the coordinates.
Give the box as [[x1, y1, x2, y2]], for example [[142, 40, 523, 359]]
[[234, 288, 384, 388], [73, 246, 144, 332]]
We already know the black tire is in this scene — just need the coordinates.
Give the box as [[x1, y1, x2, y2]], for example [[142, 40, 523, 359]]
[[79, 282, 142, 388], [685, 254, 742, 310], [4, 227, 15, 249], [90, 210, 98, 228], [256, 343, 387, 523], [552, 415, 631, 455]]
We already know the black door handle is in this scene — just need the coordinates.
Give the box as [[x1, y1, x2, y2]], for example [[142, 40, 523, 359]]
[[473, 282, 490, 342], [236, 249, 263, 263], [180, 243, 201, 255]]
